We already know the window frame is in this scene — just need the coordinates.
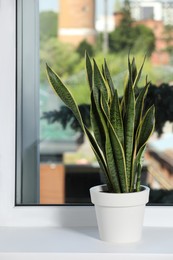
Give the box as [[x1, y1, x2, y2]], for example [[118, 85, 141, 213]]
[[16, 0, 40, 205], [0, 0, 173, 227]]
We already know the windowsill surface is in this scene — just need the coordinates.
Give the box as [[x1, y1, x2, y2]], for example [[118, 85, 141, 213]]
[[0, 226, 172, 259]]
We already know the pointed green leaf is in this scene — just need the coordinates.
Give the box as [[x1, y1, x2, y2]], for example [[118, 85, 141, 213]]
[[125, 56, 145, 107], [132, 55, 146, 90], [93, 64, 110, 118], [100, 93, 128, 193], [91, 88, 122, 192], [135, 83, 150, 132], [103, 59, 115, 97], [133, 145, 146, 191], [90, 91, 106, 153], [105, 131, 121, 193], [85, 51, 93, 91], [131, 57, 137, 83], [89, 87, 121, 192], [127, 56, 133, 87], [123, 71, 130, 110], [124, 83, 135, 189], [101, 64, 106, 79], [131, 58, 138, 94], [126, 56, 137, 93], [136, 164, 142, 192], [46, 64, 113, 191], [84, 126, 114, 192], [108, 126, 128, 192], [93, 91, 121, 192], [123, 58, 135, 115], [129, 146, 136, 192], [93, 59, 111, 105], [137, 105, 155, 152], [110, 89, 124, 146], [46, 64, 83, 128]]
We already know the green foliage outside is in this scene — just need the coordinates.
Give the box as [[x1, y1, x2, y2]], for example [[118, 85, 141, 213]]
[[109, 24, 155, 55], [109, 0, 155, 55], [41, 40, 173, 103], [70, 54, 172, 102], [40, 11, 58, 41], [76, 40, 94, 58], [40, 10, 173, 105], [40, 38, 80, 82]]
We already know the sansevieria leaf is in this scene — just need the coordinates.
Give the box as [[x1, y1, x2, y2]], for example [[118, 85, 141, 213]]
[[135, 146, 146, 191], [93, 64, 110, 117], [90, 91, 106, 153], [46, 64, 83, 127], [137, 105, 155, 152], [131, 133, 147, 192], [104, 129, 121, 193], [135, 83, 150, 132], [93, 59, 111, 108], [46, 64, 111, 190], [124, 83, 135, 190], [85, 52, 93, 91], [92, 90, 121, 192], [84, 127, 114, 192], [100, 93, 128, 192], [132, 56, 146, 90], [131, 57, 137, 83], [103, 59, 115, 97], [127, 56, 134, 87], [110, 89, 124, 146], [46, 55, 155, 194]]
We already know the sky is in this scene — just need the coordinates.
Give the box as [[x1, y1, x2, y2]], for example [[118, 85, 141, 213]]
[[39, 0, 116, 18]]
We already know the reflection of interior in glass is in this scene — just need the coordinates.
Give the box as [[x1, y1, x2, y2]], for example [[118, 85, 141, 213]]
[[32, 0, 173, 205]]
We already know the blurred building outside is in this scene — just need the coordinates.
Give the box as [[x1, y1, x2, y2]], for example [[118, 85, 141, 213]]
[[58, 0, 173, 66], [58, 0, 96, 46], [114, 0, 173, 65]]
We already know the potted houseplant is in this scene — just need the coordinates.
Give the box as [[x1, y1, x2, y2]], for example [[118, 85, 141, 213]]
[[46, 53, 155, 243]]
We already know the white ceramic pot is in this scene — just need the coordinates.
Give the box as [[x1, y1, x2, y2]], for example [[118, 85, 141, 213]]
[[90, 184, 150, 243]]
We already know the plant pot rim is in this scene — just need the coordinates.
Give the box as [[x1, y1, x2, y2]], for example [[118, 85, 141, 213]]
[[90, 184, 150, 207]]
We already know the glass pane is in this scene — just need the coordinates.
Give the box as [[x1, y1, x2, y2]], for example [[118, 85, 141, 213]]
[[17, 0, 173, 205]]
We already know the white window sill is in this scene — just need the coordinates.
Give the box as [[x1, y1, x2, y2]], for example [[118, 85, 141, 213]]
[[0, 226, 172, 260]]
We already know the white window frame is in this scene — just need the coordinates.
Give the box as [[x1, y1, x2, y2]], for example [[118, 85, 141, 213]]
[[0, 0, 173, 227]]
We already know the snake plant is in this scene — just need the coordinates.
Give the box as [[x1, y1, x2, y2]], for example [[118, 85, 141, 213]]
[[46, 53, 155, 193]]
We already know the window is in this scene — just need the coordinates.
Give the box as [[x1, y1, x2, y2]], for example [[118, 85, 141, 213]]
[[141, 7, 154, 20], [15, 0, 173, 206], [0, 0, 173, 227]]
